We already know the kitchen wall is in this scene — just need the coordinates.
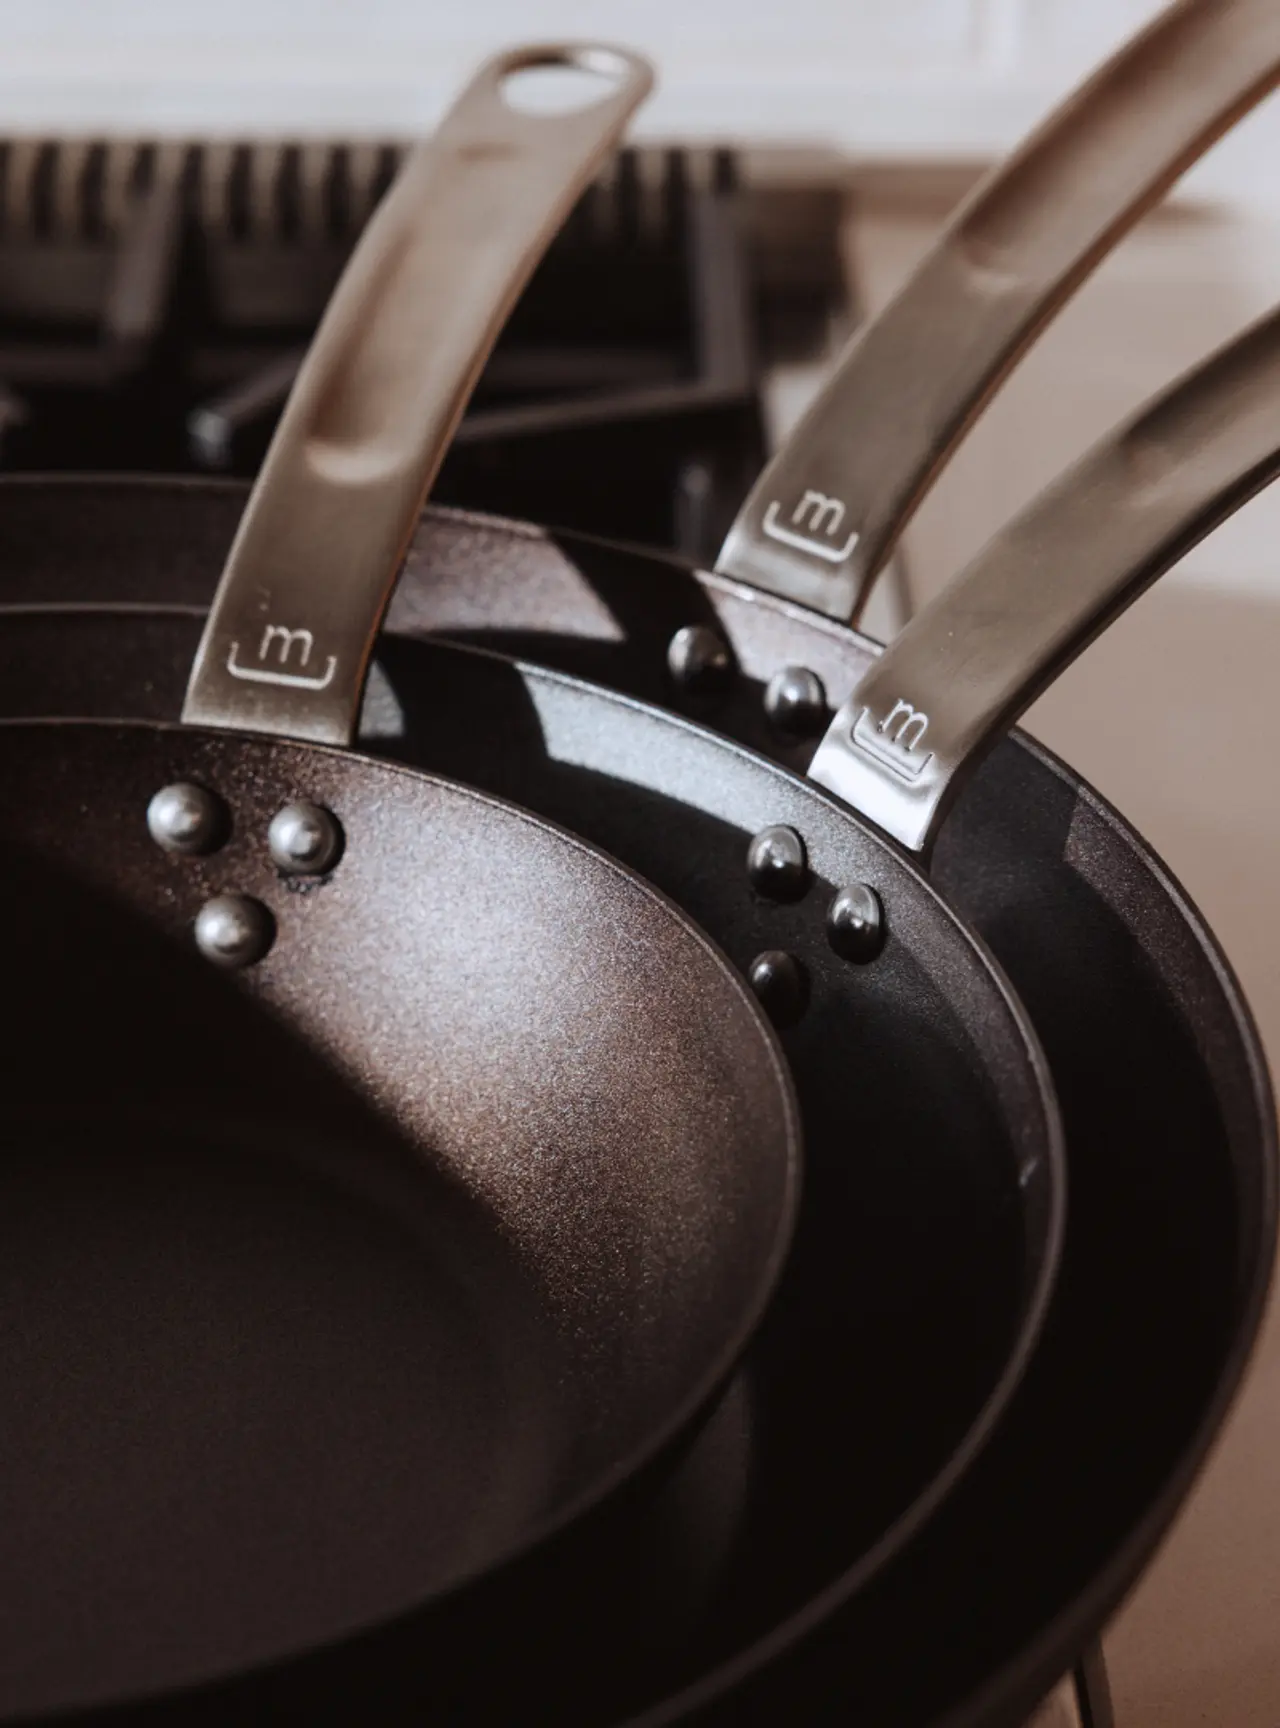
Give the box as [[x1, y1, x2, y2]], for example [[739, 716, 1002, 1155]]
[[1, 0, 1278, 213]]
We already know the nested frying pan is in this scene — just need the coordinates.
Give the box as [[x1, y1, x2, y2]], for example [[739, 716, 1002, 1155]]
[[0, 42, 817, 1718]]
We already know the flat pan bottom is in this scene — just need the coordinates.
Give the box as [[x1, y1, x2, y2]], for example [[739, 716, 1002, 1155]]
[[0, 1113, 563, 1709]]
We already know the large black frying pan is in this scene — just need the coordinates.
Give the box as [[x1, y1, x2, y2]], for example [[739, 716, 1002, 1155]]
[[7, 257, 1278, 1728], [0, 6, 1271, 1721], [0, 43, 821, 1718]]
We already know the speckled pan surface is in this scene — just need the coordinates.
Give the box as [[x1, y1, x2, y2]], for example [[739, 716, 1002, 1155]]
[[0, 710, 807, 1715], [0, 479, 1271, 1728]]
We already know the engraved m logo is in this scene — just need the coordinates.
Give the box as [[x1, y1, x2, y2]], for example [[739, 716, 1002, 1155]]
[[225, 619, 338, 692], [882, 699, 929, 750], [761, 487, 859, 565], [794, 490, 845, 535], [259, 624, 316, 667], [851, 699, 934, 782]]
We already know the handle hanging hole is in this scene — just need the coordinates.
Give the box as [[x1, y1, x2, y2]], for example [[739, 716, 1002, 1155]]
[[500, 50, 631, 116]]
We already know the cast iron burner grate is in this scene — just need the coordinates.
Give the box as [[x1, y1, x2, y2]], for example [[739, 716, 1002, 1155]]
[[0, 139, 840, 563]]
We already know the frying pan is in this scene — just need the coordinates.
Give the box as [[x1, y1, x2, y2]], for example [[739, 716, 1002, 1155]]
[[0, 41, 818, 1718], [3, 262, 1278, 1728], [2, 273, 1278, 1728], [0, 0, 1264, 1714]]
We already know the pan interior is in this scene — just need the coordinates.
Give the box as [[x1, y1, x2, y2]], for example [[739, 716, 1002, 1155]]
[[0, 610, 1061, 1681], [0, 719, 798, 1713]]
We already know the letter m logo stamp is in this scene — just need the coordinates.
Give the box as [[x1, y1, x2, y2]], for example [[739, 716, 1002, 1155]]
[[225, 620, 338, 691], [761, 489, 859, 564], [851, 698, 934, 782]]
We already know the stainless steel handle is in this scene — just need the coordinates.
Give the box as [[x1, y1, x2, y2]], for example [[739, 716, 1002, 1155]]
[[182, 43, 652, 745], [807, 300, 1280, 852], [716, 0, 1280, 623]]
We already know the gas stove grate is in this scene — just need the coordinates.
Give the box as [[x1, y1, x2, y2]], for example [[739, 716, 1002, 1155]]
[[0, 138, 842, 560]]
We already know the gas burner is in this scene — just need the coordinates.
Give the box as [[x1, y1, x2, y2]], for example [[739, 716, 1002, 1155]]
[[0, 139, 842, 562]]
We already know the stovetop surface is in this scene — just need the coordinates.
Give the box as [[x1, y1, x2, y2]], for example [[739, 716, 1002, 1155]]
[[0, 138, 841, 562]]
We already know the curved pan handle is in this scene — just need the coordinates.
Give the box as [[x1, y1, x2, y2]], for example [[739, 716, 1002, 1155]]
[[716, 0, 1280, 623], [806, 299, 1280, 853], [183, 43, 652, 746]]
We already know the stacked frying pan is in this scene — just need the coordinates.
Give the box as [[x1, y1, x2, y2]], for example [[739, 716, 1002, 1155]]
[[0, 3, 1277, 1722]]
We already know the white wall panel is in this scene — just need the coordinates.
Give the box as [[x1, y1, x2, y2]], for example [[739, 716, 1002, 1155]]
[[1, 0, 1275, 209]]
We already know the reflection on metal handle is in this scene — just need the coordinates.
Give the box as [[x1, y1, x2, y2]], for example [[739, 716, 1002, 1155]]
[[182, 43, 652, 745], [716, 0, 1280, 623], [808, 300, 1280, 852]]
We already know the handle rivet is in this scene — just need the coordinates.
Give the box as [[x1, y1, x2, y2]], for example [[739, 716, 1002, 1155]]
[[827, 882, 884, 962], [267, 801, 343, 876], [146, 782, 228, 856], [746, 825, 809, 902], [194, 894, 275, 969], [764, 665, 828, 737], [748, 950, 809, 1028], [667, 624, 732, 696]]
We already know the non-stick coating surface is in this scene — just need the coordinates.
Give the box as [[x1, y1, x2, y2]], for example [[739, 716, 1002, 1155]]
[[0, 602, 1062, 1672], [0, 480, 1271, 1728], [0, 719, 799, 1715]]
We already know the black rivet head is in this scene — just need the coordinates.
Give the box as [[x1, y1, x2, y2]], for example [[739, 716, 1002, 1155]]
[[193, 894, 275, 969], [748, 951, 809, 1028], [267, 801, 343, 876], [827, 882, 884, 962], [146, 782, 228, 856], [746, 825, 809, 902], [763, 665, 828, 737], [667, 624, 732, 695]]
